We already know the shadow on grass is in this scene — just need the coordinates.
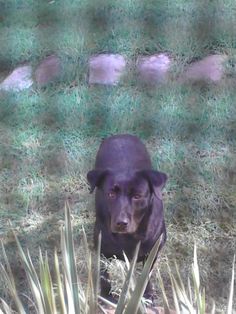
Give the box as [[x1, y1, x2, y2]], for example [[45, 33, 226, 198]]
[[190, 0, 227, 55]]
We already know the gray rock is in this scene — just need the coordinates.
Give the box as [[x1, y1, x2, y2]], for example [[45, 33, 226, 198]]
[[137, 54, 171, 85], [182, 54, 228, 83], [35, 55, 61, 87], [0, 65, 33, 92], [89, 54, 126, 85]]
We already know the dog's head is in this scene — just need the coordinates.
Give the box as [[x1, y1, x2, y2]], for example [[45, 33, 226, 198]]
[[87, 169, 167, 234]]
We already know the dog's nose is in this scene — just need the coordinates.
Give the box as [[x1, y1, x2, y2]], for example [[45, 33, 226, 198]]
[[116, 220, 128, 228]]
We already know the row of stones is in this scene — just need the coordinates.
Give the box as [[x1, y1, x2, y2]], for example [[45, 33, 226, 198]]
[[0, 53, 228, 92]]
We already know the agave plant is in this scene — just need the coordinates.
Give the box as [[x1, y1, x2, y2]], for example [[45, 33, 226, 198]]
[[157, 246, 235, 314], [0, 205, 234, 313], [0, 205, 162, 314], [0, 205, 102, 314]]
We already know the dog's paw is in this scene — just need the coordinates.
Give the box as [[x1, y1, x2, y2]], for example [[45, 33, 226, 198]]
[[100, 291, 118, 305], [144, 281, 156, 303]]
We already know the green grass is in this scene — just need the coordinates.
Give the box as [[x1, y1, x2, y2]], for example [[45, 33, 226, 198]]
[[0, 0, 236, 311]]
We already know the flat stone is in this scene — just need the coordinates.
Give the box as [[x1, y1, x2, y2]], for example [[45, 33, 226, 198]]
[[0, 65, 33, 92], [137, 54, 171, 85], [89, 54, 126, 85], [183, 54, 227, 83], [34, 55, 61, 87]]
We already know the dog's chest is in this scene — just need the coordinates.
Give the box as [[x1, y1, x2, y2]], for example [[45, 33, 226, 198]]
[[100, 231, 155, 261]]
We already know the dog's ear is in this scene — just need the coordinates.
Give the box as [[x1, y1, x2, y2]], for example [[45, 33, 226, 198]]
[[138, 170, 167, 200], [87, 169, 109, 193]]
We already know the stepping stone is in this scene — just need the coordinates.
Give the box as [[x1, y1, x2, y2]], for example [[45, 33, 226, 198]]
[[0, 65, 33, 92], [182, 54, 227, 83], [89, 54, 126, 85], [34, 55, 61, 87], [137, 53, 171, 85]]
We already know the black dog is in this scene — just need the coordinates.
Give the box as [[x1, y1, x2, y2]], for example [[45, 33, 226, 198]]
[[87, 134, 167, 300]]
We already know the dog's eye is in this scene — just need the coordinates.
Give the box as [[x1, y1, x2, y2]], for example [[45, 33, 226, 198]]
[[133, 194, 142, 200], [108, 191, 116, 199]]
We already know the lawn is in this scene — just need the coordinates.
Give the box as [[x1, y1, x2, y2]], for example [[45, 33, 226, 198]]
[[0, 0, 235, 311]]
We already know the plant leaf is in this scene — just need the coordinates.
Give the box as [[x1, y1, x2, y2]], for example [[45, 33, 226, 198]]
[[156, 269, 171, 314], [227, 255, 235, 314], [211, 299, 216, 314], [63, 203, 80, 313], [124, 236, 162, 314], [115, 242, 140, 314], [54, 249, 67, 314]]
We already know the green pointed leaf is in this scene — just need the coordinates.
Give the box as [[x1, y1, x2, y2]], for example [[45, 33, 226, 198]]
[[200, 288, 206, 314], [115, 242, 140, 314], [211, 299, 216, 314], [227, 255, 235, 314], [64, 203, 80, 313], [54, 249, 67, 314], [193, 244, 200, 291], [124, 236, 162, 314], [156, 269, 171, 314], [187, 277, 193, 305], [0, 298, 13, 314]]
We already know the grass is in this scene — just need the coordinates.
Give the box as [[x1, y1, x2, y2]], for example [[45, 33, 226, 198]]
[[0, 0, 236, 311]]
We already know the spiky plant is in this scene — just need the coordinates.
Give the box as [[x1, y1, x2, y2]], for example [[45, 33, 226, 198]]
[[0, 204, 234, 313], [0, 205, 161, 314], [157, 246, 235, 314]]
